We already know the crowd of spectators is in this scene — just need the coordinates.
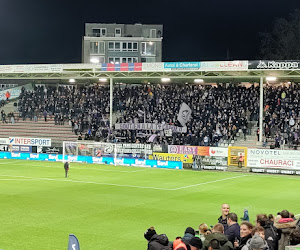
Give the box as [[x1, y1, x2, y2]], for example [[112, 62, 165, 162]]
[[264, 85, 300, 149], [16, 83, 300, 147], [144, 203, 300, 250]]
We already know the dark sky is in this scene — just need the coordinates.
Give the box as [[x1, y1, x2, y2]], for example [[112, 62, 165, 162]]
[[0, 0, 299, 65]]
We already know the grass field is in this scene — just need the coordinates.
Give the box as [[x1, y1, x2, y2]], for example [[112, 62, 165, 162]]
[[1, 159, 300, 249]]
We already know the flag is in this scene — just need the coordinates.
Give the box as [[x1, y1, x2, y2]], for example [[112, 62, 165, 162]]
[[68, 234, 80, 250], [177, 102, 192, 126], [148, 134, 157, 142], [137, 109, 145, 117]]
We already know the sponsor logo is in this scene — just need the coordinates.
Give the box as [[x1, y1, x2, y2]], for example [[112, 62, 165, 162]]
[[157, 161, 168, 166], [257, 60, 299, 69]]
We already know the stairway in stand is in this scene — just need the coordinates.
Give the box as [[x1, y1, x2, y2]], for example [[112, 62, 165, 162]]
[[0, 118, 78, 146], [227, 166, 249, 173]]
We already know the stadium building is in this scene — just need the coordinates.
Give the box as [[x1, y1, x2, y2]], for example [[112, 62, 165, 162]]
[[82, 23, 163, 64]]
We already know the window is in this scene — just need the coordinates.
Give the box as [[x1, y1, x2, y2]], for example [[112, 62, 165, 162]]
[[150, 29, 156, 38], [108, 42, 114, 51], [90, 41, 105, 54], [141, 42, 156, 55], [115, 28, 121, 37], [141, 57, 155, 62], [109, 57, 138, 63], [92, 29, 100, 37], [92, 28, 106, 37], [115, 42, 120, 51], [108, 42, 121, 51], [121, 42, 138, 52]]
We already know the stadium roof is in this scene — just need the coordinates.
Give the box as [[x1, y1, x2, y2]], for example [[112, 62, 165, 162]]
[[0, 60, 300, 83]]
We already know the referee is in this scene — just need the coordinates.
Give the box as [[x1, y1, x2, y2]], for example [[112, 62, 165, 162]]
[[64, 161, 70, 178]]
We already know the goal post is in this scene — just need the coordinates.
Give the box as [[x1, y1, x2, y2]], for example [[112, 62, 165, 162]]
[[62, 141, 152, 165]]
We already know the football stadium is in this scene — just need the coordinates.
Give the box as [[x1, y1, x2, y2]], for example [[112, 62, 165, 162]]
[[1, 23, 300, 250]]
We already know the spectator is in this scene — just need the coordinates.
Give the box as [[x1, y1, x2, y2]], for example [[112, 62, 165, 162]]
[[144, 226, 170, 250], [274, 210, 298, 250], [218, 204, 230, 231], [189, 237, 203, 250], [234, 222, 254, 250], [203, 223, 233, 250], [182, 227, 196, 246], [225, 213, 240, 245], [256, 214, 278, 250], [199, 223, 210, 242]]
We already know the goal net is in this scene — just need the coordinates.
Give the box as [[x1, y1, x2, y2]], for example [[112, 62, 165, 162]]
[[62, 141, 152, 165]]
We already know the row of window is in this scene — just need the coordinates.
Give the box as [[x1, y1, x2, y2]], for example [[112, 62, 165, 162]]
[[91, 28, 158, 38], [90, 41, 156, 55], [90, 56, 156, 64]]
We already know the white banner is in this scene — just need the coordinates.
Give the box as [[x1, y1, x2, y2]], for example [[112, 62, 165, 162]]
[[115, 123, 187, 133], [0, 64, 62, 73], [177, 102, 192, 127], [200, 61, 248, 71], [8, 137, 51, 146], [247, 148, 300, 169], [0, 138, 9, 144], [209, 147, 228, 157]]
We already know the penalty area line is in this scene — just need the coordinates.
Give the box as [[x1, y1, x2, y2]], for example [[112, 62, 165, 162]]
[[172, 175, 248, 190]]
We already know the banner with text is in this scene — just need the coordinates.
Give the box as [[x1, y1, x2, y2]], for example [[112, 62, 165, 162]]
[[247, 148, 300, 169], [8, 137, 51, 147], [115, 123, 187, 133], [248, 60, 300, 70]]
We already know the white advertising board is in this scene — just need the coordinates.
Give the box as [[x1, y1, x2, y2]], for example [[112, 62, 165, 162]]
[[247, 148, 300, 169]]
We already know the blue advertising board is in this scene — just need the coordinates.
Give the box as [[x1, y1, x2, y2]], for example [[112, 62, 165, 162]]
[[0, 152, 183, 169]]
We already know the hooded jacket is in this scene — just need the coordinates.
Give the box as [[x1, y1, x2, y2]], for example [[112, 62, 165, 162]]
[[203, 232, 234, 250], [147, 234, 170, 250], [274, 216, 298, 250]]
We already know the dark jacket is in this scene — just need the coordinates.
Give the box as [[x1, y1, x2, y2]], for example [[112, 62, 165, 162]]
[[225, 223, 240, 245], [147, 234, 170, 250], [235, 234, 252, 250], [218, 215, 229, 231], [182, 232, 194, 246], [263, 223, 279, 250], [203, 232, 233, 250]]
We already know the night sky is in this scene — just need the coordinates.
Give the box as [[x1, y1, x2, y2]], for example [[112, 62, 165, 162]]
[[0, 0, 299, 65]]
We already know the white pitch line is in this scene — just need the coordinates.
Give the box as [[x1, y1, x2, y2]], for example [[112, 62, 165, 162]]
[[0, 174, 172, 191], [0, 174, 248, 191], [172, 175, 248, 190]]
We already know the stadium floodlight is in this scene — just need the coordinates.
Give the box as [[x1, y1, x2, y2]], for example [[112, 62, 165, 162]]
[[147, 82, 151, 85], [266, 76, 277, 81], [69, 79, 75, 83], [194, 79, 204, 83], [161, 78, 171, 83], [99, 78, 108, 82], [185, 82, 188, 85], [90, 58, 99, 64]]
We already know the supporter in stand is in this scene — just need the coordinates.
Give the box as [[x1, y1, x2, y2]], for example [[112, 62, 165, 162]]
[[218, 204, 230, 231], [234, 222, 254, 250], [144, 226, 171, 250], [274, 210, 298, 250], [203, 223, 233, 250], [256, 214, 278, 250], [225, 213, 240, 245]]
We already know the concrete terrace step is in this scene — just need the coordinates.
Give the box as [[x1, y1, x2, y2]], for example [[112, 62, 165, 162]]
[[0, 125, 72, 132]]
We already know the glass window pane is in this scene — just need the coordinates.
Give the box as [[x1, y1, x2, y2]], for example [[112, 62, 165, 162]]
[[122, 43, 127, 50], [115, 42, 120, 51], [108, 42, 114, 50], [99, 42, 104, 54], [122, 58, 127, 63], [141, 43, 146, 55], [128, 43, 132, 50], [133, 43, 138, 50]]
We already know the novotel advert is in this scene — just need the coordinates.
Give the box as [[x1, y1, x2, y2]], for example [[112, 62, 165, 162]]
[[9, 137, 51, 147], [247, 148, 300, 169]]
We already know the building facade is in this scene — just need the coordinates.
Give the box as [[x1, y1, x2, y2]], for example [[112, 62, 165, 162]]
[[82, 23, 163, 64]]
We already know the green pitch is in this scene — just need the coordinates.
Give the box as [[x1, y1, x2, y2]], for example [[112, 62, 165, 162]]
[[0, 159, 300, 249]]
